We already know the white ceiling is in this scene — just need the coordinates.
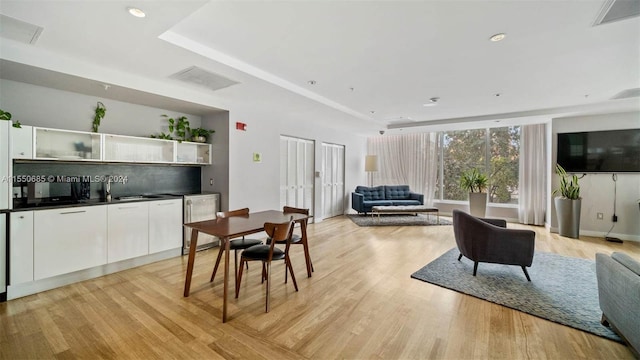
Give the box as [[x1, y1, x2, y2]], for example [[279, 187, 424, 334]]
[[0, 0, 639, 133]]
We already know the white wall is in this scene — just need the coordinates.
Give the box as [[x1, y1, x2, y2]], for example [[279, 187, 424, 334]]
[[549, 112, 640, 241], [225, 106, 367, 221], [0, 80, 201, 136], [0, 79, 369, 221]]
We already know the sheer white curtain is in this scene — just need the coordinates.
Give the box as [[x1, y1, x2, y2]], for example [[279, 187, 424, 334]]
[[518, 123, 546, 225], [368, 133, 438, 206]]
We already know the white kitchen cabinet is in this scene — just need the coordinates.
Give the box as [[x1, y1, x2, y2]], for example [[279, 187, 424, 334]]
[[9, 211, 34, 285], [10, 125, 33, 160], [107, 202, 149, 262], [148, 199, 183, 253], [1, 121, 9, 209], [176, 142, 211, 164], [34, 127, 101, 161], [103, 134, 175, 163], [33, 206, 107, 280]]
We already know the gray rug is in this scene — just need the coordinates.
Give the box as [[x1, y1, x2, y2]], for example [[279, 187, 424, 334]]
[[347, 214, 452, 226], [411, 248, 622, 343]]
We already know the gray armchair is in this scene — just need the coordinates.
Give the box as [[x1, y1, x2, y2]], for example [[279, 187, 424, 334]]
[[596, 252, 640, 357], [452, 210, 536, 281]]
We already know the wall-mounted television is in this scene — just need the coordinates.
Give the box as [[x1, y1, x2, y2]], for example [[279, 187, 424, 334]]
[[557, 129, 640, 173]]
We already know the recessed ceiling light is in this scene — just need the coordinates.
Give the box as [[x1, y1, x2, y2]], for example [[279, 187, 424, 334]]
[[489, 33, 506, 42], [307, 80, 317, 85], [128, 7, 146, 18], [370, 110, 376, 114], [494, 93, 502, 97]]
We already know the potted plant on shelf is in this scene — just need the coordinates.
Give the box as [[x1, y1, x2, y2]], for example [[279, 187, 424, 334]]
[[92, 101, 106, 133], [190, 127, 215, 143], [460, 168, 489, 217], [151, 114, 191, 141], [553, 163, 581, 238], [0, 108, 22, 128]]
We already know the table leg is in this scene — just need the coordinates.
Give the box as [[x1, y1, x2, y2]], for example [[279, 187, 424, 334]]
[[222, 236, 230, 323], [300, 220, 312, 277], [183, 229, 199, 297]]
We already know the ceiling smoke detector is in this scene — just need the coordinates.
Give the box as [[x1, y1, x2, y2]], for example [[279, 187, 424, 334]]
[[423, 97, 440, 107]]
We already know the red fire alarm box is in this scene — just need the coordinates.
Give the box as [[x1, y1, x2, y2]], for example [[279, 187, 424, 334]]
[[236, 122, 247, 131]]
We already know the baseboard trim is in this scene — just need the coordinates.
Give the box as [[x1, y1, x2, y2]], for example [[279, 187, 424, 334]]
[[7, 248, 181, 300]]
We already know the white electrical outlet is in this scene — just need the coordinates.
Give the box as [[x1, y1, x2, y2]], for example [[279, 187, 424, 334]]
[[597, 212, 604, 220]]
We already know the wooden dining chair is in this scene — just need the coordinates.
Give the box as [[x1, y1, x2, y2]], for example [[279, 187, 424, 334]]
[[273, 206, 314, 277], [235, 218, 298, 313], [210, 208, 263, 286]]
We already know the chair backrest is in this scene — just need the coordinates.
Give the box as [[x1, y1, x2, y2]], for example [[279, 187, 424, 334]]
[[216, 208, 250, 219], [264, 218, 294, 257], [283, 206, 309, 230], [283, 206, 309, 216]]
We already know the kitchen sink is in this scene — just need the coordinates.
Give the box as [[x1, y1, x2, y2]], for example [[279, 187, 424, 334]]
[[116, 195, 164, 201]]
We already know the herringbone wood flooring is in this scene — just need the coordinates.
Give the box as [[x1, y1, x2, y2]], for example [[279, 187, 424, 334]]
[[2, 216, 638, 359]]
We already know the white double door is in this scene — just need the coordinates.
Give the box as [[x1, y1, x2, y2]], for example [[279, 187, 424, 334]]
[[280, 136, 314, 212], [321, 143, 345, 219]]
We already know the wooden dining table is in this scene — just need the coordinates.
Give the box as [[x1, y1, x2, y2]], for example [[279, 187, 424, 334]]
[[183, 210, 309, 322]]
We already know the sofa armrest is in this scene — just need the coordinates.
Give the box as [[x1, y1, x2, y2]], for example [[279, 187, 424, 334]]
[[596, 253, 640, 354], [612, 252, 640, 276], [409, 192, 424, 204], [351, 192, 365, 212]]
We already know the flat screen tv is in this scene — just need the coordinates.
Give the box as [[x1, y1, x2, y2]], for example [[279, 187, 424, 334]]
[[557, 129, 640, 173]]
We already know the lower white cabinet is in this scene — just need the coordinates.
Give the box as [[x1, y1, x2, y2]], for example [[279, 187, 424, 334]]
[[10, 211, 34, 285], [33, 206, 108, 280], [148, 199, 183, 253], [107, 202, 149, 262]]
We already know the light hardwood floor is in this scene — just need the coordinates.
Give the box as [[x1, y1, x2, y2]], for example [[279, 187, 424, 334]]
[[2, 216, 639, 359]]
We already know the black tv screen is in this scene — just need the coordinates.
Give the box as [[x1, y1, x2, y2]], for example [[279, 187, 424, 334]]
[[557, 129, 640, 173]]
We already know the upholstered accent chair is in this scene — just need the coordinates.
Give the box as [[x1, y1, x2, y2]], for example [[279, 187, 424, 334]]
[[452, 210, 536, 281]]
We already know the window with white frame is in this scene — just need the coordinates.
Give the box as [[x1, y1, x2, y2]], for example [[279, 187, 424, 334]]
[[436, 126, 520, 204]]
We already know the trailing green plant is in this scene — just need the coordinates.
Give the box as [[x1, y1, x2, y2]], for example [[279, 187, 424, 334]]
[[0, 108, 22, 128], [190, 127, 215, 139], [459, 168, 488, 193], [553, 164, 580, 200], [92, 101, 106, 133], [153, 114, 190, 141]]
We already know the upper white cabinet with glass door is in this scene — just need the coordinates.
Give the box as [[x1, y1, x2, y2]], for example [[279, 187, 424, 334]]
[[34, 127, 101, 161], [176, 141, 211, 164], [103, 134, 175, 163]]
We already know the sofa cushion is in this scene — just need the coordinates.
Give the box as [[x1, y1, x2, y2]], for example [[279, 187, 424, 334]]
[[612, 252, 640, 276], [390, 200, 422, 206], [355, 186, 385, 201], [363, 200, 393, 207], [385, 185, 412, 200]]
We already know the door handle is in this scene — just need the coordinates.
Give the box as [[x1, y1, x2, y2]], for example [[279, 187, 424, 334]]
[[60, 210, 86, 215]]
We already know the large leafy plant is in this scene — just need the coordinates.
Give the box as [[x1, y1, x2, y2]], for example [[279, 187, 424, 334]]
[[459, 168, 488, 193], [553, 164, 580, 200], [151, 115, 191, 141]]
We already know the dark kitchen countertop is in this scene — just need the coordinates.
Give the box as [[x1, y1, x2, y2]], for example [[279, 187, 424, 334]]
[[9, 194, 183, 212]]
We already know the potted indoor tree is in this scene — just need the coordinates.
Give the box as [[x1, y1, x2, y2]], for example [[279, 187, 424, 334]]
[[460, 168, 488, 217], [553, 163, 581, 238]]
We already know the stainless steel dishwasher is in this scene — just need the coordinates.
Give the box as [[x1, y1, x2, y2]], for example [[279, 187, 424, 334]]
[[183, 193, 220, 254]]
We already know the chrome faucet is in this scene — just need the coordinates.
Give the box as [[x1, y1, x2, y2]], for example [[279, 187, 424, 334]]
[[105, 176, 112, 201]]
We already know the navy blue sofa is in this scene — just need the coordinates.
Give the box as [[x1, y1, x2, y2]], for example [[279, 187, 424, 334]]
[[351, 185, 424, 214]]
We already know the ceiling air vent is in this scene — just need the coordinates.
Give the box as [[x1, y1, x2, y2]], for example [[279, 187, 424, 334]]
[[170, 66, 239, 92], [610, 88, 640, 100], [0, 15, 43, 44], [594, 0, 640, 26]]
